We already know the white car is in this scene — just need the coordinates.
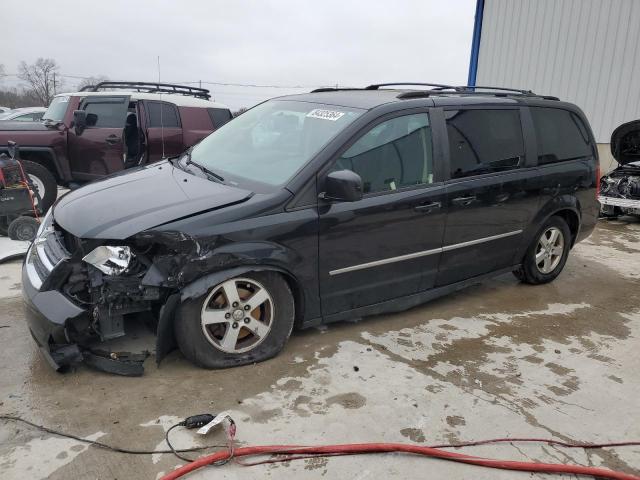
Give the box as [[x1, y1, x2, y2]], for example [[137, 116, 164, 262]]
[[0, 106, 11, 114], [0, 107, 47, 122]]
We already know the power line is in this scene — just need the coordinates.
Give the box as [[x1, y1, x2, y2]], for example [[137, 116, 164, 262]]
[[2, 73, 328, 90]]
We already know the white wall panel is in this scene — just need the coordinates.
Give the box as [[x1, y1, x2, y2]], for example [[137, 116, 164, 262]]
[[476, 0, 640, 142]]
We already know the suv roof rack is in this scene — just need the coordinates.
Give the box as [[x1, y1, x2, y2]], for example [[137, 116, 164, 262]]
[[80, 81, 211, 100]]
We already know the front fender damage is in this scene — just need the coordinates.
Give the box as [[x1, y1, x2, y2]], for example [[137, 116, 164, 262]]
[[136, 231, 294, 365], [53, 229, 290, 373]]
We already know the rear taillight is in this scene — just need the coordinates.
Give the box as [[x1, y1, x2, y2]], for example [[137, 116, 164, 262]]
[[595, 164, 601, 197]]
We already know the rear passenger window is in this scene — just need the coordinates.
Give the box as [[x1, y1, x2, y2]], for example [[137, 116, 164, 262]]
[[335, 113, 433, 194], [208, 108, 233, 128], [530, 107, 592, 164], [446, 109, 524, 179], [147, 102, 180, 128]]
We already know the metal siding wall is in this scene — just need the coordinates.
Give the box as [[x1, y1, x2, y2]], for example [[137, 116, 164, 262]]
[[476, 0, 640, 143]]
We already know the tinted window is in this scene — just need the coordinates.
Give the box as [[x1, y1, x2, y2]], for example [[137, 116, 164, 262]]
[[147, 102, 180, 128], [530, 107, 592, 164], [83, 100, 127, 128], [446, 109, 524, 179], [336, 113, 433, 194], [208, 108, 232, 128]]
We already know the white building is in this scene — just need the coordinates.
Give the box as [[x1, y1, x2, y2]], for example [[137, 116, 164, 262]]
[[469, 0, 640, 172]]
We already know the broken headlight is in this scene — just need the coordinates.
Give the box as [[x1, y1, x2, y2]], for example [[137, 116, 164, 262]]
[[82, 246, 132, 275]]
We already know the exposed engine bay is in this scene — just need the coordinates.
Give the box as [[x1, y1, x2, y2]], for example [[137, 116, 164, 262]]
[[26, 210, 230, 375], [599, 119, 640, 216], [600, 173, 640, 200]]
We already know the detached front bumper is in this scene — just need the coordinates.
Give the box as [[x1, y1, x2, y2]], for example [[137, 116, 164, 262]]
[[598, 195, 640, 215], [22, 244, 86, 370]]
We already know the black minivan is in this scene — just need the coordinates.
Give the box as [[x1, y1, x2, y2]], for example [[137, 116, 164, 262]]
[[22, 84, 599, 373]]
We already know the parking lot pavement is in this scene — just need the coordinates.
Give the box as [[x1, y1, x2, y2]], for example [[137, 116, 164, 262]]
[[0, 219, 639, 480]]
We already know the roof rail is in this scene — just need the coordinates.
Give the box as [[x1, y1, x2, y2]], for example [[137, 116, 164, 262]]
[[310, 87, 363, 93], [365, 82, 460, 90], [80, 81, 211, 100], [395, 85, 559, 101]]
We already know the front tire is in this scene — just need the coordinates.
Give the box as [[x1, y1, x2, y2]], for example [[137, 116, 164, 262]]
[[174, 271, 294, 369], [21, 160, 57, 213], [513, 216, 571, 285]]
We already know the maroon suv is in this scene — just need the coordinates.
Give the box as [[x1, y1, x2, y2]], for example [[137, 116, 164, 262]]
[[0, 82, 233, 212]]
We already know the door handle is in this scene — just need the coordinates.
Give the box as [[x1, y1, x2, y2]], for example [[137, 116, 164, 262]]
[[414, 201, 441, 213], [105, 135, 120, 145], [451, 195, 476, 206]]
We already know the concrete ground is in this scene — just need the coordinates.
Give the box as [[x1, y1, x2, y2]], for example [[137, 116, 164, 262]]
[[0, 218, 639, 480]]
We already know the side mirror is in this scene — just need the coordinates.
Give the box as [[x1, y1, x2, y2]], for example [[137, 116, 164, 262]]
[[73, 110, 87, 135], [321, 169, 363, 202]]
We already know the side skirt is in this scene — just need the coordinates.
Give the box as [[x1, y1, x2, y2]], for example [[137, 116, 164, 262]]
[[306, 265, 520, 327]]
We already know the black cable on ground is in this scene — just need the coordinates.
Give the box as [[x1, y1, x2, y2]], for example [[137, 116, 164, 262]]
[[165, 423, 197, 462], [0, 414, 225, 457]]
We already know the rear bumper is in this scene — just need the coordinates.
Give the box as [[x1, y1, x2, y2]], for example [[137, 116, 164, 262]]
[[22, 247, 86, 369]]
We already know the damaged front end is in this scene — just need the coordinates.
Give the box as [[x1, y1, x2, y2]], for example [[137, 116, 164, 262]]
[[22, 212, 206, 376], [599, 119, 640, 216]]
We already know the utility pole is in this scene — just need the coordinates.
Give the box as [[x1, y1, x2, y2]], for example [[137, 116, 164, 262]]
[[52, 72, 57, 96], [199, 80, 202, 89]]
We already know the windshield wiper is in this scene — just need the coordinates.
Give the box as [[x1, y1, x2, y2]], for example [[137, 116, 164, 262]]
[[182, 151, 225, 183]]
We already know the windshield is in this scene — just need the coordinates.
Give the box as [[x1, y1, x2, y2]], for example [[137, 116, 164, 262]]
[[42, 96, 70, 122], [189, 100, 363, 187]]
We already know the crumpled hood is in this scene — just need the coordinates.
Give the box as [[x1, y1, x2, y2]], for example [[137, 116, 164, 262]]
[[611, 119, 640, 165], [0, 121, 50, 132], [54, 161, 252, 239]]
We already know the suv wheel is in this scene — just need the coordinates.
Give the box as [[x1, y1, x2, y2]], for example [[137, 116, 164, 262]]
[[513, 215, 571, 284], [174, 271, 294, 369], [21, 160, 57, 213]]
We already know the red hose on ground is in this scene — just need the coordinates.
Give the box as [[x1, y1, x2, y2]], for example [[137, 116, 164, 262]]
[[160, 442, 640, 480]]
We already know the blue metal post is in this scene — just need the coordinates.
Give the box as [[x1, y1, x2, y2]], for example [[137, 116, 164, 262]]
[[467, 0, 485, 87]]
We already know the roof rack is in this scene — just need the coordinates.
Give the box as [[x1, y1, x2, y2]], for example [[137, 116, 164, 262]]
[[394, 85, 559, 101], [80, 81, 211, 100], [310, 87, 363, 93], [365, 82, 459, 90], [308, 83, 559, 101]]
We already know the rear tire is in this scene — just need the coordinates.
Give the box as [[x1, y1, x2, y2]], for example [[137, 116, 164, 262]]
[[21, 160, 57, 213], [174, 271, 295, 369], [513, 216, 572, 285]]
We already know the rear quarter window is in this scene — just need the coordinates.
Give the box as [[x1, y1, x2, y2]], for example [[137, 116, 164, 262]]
[[530, 107, 593, 164]]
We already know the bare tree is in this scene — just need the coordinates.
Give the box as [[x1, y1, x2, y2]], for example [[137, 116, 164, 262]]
[[77, 75, 109, 91], [18, 58, 61, 105]]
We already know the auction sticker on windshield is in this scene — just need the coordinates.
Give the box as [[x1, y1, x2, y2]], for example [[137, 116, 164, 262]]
[[306, 109, 345, 121]]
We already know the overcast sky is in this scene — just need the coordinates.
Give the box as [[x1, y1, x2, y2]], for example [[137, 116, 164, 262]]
[[2, 0, 476, 110]]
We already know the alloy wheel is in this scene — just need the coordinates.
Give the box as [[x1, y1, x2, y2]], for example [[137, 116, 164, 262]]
[[200, 277, 274, 353], [535, 227, 564, 274]]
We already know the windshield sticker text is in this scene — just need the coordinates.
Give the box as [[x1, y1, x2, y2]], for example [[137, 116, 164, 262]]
[[306, 109, 345, 121]]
